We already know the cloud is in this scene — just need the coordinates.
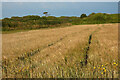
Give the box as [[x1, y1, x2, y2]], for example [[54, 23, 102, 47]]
[[1, 0, 120, 2]]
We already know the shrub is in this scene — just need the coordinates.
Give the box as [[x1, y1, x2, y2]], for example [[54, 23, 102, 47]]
[[80, 14, 87, 18]]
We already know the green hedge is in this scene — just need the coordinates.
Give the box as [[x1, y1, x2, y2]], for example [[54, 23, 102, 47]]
[[2, 13, 119, 31]]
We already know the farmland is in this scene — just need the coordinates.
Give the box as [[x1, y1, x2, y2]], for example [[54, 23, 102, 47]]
[[2, 23, 118, 78]]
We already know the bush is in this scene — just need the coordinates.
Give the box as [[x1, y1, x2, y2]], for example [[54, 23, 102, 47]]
[[80, 14, 87, 18]]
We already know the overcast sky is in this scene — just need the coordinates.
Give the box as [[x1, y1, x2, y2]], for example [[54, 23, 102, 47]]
[[1, 0, 120, 2]]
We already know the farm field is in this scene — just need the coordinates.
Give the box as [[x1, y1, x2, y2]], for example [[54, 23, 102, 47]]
[[2, 23, 118, 78]]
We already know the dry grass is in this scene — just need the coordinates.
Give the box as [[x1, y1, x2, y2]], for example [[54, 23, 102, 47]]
[[2, 23, 118, 78], [87, 24, 118, 78]]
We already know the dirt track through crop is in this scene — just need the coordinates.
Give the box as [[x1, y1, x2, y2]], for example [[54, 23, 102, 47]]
[[84, 34, 92, 65], [79, 27, 101, 67], [2, 24, 97, 60], [17, 28, 91, 61]]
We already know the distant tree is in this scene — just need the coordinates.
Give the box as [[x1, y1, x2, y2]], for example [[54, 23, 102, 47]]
[[43, 12, 49, 17], [80, 14, 87, 18]]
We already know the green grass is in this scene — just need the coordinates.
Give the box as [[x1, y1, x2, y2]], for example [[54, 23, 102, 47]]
[[2, 29, 30, 34], [2, 24, 72, 34]]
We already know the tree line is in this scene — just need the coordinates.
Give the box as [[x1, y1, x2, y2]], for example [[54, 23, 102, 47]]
[[2, 13, 119, 31]]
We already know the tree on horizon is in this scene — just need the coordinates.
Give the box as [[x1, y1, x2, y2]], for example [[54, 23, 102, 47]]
[[43, 12, 49, 17], [80, 14, 87, 18]]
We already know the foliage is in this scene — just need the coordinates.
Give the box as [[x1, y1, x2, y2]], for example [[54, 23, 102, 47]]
[[80, 14, 87, 18], [2, 13, 119, 31]]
